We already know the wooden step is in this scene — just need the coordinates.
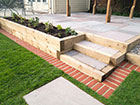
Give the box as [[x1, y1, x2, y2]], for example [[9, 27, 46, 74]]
[[74, 41, 125, 65], [77, 31, 127, 52], [60, 50, 115, 81]]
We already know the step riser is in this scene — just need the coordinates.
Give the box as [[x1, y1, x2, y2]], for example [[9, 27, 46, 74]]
[[126, 35, 140, 52], [111, 52, 125, 66], [74, 44, 110, 64], [85, 34, 127, 52], [60, 54, 105, 81]]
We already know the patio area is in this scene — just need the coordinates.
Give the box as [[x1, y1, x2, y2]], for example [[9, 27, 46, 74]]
[[25, 12, 140, 42]]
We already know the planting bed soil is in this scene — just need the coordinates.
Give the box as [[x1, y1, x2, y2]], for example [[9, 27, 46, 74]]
[[5, 14, 77, 38]]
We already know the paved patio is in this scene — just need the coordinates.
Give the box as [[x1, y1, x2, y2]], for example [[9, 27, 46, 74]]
[[25, 12, 140, 42]]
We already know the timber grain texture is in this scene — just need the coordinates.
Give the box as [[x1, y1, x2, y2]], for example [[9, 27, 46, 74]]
[[127, 53, 140, 66]]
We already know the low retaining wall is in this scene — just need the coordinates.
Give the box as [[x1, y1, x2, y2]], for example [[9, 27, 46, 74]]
[[0, 18, 85, 59], [127, 53, 140, 66]]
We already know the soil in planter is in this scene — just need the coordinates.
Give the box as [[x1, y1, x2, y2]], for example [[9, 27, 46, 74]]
[[5, 16, 77, 38]]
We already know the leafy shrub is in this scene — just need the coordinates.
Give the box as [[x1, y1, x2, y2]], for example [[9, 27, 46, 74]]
[[57, 25, 62, 30], [66, 27, 78, 35], [28, 17, 39, 28], [45, 21, 54, 32]]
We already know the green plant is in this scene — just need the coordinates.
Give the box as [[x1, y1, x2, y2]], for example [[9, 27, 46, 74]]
[[28, 17, 39, 27], [58, 32, 61, 37], [57, 25, 62, 30], [33, 17, 39, 27], [27, 23, 31, 27], [71, 30, 78, 35], [65, 27, 78, 35], [19, 19, 24, 24], [11, 13, 19, 21], [65, 27, 71, 34], [19, 16, 25, 24], [45, 21, 54, 32]]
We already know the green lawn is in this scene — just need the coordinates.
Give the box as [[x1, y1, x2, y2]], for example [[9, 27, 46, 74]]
[[0, 33, 140, 105]]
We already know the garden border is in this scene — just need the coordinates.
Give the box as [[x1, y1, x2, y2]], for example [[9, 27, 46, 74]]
[[0, 18, 85, 59]]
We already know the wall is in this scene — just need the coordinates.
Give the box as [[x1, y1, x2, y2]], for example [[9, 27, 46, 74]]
[[53, 0, 90, 13], [24, 0, 48, 12]]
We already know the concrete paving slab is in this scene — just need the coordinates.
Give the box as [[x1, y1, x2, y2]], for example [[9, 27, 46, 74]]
[[24, 77, 104, 105], [121, 26, 140, 34], [86, 24, 117, 32], [66, 50, 107, 70], [77, 40, 103, 50], [77, 41, 119, 56], [97, 31, 135, 42], [117, 29, 139, 36]]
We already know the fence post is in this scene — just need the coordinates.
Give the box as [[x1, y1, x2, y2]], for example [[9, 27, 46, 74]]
[[106, 0, 112, 22], [66, 0, 71, 16], [129, 0, 137, 18], [93, 0, 97, 14]]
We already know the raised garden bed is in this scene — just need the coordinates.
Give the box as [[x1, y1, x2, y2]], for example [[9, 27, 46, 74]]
[[0, 15, 85, 59]]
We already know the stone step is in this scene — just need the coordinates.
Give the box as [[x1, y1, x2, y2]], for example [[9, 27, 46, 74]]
[[60, 50, 115, 81], [74, 40, 125, 65]]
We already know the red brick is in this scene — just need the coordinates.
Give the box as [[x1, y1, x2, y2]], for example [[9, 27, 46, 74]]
[[119, 61, 127, 66], [124, 63, 132, 68], [107, 78, 120, 86], [49, 59, 59, 64], [136, 67, 140, 72], [103, 89, 114, 99], [82, 77, 93, 84], [52, 61, 63, 65], [77, 75, 88, 82], [39, 53, 50, 58], [73, 73, 83, 79], [43, 56, 54, 61], [92, 83, 103, 91], [69, 70, 80, 77], [65, 68, 75, 74], [115, 69, 129, 76], [110, 75, 124, 82], [97, 86, 109, 95], [87, 80, 98, 88], [118, 67, 131, 73], [103, 80, 118, 89], [47, 58, 57, 62], [58, 64, 69, 69], [112, 72, 126, 79], [61, 66, 73, 71], [130, 65, 138, 70], [55, 63, 65, 68]]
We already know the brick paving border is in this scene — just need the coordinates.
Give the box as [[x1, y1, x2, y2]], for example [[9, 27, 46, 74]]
[[0, 29, 140, 99]]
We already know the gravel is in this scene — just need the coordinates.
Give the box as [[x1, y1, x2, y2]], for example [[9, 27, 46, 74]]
[[130, 44, 140, 55]]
